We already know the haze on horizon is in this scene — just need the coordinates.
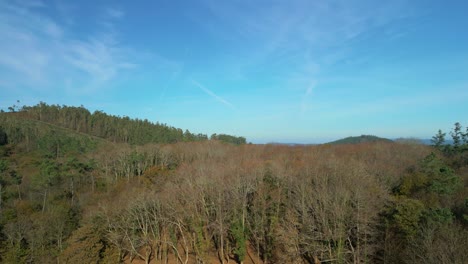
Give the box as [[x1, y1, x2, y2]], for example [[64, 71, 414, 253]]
[[1, 0, 467, 144]]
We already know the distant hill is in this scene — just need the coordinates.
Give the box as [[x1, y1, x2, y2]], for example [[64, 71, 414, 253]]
[[326, 135, 393, 145], [419, 139, 432, 145], [393, 138, 425, 145]]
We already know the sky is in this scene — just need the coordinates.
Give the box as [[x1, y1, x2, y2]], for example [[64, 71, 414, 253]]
[[1, 0, 468, 143]]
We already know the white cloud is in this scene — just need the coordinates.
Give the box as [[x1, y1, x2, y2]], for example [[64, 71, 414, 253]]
[[0, 1, 136, 94]]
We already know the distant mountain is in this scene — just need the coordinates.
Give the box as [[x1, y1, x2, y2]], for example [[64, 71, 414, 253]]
[[393, 138, 426, 145], [326, 135, 393, 145]]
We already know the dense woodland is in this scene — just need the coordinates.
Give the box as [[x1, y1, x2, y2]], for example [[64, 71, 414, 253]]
[[0, 104, 467, 264], [1, 102, 246, 146]]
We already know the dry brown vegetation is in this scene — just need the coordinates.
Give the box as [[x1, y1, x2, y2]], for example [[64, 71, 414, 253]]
[[64, 141, 434, 263], [1, 108, 467, 263], [63, 141, 468, 263]]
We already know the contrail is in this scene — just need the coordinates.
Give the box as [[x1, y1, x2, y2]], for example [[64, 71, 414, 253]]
[[192, 79, 234, 109]]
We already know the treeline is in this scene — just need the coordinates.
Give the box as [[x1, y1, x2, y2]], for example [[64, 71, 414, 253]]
[[4, 102, 244, 145], [210, 134, 246, 145]]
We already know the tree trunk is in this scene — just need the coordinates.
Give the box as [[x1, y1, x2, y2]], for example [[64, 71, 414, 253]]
[[91, 173, 95, 192], [42, 189, 48, 213], [17, 184, 21, 200], [70, 178, 74, 205], [145, 247, 152, 264]]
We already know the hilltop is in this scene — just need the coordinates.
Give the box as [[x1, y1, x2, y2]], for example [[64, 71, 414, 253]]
[[327, 134, 393, 145]]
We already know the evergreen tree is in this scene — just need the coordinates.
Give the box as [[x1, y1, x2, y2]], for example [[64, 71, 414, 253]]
[[450, 122, 463, 148], [431, 129, 446, 149]]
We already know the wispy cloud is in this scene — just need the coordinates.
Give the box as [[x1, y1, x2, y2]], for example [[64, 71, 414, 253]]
[[192, 79, 234, 109], [300, 79, 317, 113], [105, 7, 124, 19], [196, 0, 414, 111], [0, 1, 136, 94]]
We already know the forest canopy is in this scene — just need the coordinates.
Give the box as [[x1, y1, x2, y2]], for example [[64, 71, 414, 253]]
[[0, 102, 245, 146], [0, 104, 467, 264]]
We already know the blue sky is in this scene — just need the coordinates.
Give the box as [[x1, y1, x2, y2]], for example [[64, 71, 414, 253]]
[[1, 0, 467, 143]]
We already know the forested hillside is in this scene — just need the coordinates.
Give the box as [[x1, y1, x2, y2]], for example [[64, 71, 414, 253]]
[[0, 105, 467, 263], [1, 102, 246, 145]]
